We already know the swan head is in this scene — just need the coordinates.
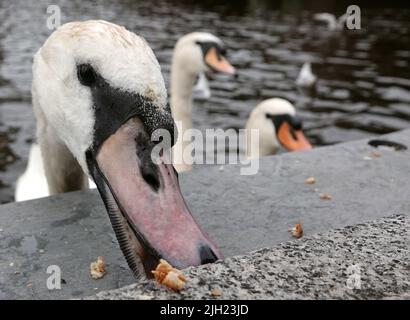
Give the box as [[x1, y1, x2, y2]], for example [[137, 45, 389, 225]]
[[173, 32, 235, 77], [246, 98, 312, 157], [32, 20, 222, 277]]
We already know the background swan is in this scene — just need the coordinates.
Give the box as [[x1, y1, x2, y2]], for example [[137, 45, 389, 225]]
[[246, 98, 312, 158], [314, 13, 348, 31], [296, 62, 317, 89], [21, 20, 221, 277], [170, 32, 235, 172]]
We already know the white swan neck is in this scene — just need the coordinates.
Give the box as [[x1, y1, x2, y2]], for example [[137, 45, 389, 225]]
[[170, 54, 198, 172], [38, 125, 88, 195]]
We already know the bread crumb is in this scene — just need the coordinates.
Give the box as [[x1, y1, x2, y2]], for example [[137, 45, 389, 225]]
[[289, 223, 303, 238], [90, 256, 106, 279], [319, 193, 332, 200], [210, 288, 222, 296], [152, 259, 186, 292], [162, 271, 186, 291], [305, 176, 316, 184]]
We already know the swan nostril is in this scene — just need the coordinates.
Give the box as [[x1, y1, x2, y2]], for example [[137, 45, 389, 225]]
[[135, 132, 161, 192], [141, 168, 160, 192], [199, 244, 218, 265]]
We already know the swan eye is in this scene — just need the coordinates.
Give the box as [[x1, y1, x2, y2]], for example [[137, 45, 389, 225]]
[[77, 64, 97, 87]]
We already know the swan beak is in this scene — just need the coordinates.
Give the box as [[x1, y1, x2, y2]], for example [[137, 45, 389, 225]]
[[205, 47, 236, 75], [87, 118, 222, 277], [278, 122, 312, 151]]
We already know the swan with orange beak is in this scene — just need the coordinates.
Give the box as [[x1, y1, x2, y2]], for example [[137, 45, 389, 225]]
[[246, 98, 312, 158], [171, 32, 236, 172], [32, 21, 222, 277]]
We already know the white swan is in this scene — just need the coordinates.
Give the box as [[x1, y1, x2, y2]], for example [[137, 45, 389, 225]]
[[245, 98, 312, 158], [170, 32, 235, 172], [314, 13, 348, 31], [296, 62, 317, 89], [18, 20, 222, 277]]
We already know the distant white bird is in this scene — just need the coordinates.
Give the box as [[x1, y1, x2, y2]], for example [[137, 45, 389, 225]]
[[192, 72, 211, 100], [296, 62, 317, 88], [314, 13, 347, 31]]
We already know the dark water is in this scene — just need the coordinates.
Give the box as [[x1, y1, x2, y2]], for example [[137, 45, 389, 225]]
[[0, 0, 409, 203]]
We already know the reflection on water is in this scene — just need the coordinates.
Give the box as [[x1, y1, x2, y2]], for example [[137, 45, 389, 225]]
[[0, 0, 410, 203]]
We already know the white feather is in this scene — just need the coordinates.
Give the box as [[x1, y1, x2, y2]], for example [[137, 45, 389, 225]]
[[193, 72, 211, 100], [15, 144, 96, 202], [15, 144, 49, 202], [296, 62, 317, 88]]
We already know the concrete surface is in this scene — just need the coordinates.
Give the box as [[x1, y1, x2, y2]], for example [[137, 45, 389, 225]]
[[0, 129, 409, 299], [88, 214, 410, 300]]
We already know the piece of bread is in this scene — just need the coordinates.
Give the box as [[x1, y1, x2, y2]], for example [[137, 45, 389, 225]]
[[90, 256, 106, 279], [152, 259, 186, 291], [289, 223, 303, 238]]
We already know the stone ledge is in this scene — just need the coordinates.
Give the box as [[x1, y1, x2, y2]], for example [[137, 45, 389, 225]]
[[87, 214, 410, 300]]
